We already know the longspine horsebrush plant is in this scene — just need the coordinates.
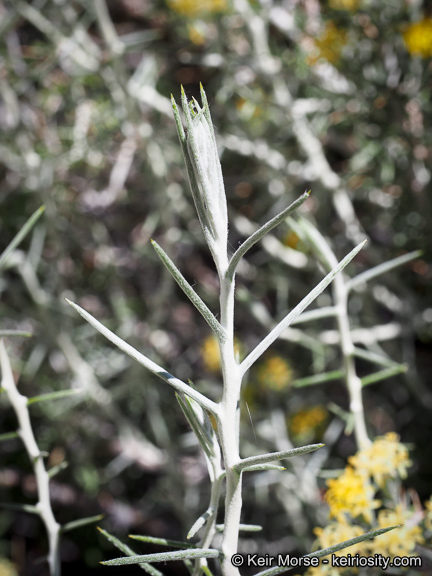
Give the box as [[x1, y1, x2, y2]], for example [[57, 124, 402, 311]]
[[66, 85, 398, 575], [0, 207, 104, 576]]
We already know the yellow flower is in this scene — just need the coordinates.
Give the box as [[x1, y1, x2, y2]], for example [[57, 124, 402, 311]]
[[257, 355, 293, 392], [368, 505, 424, 557], [326, 467, 380, 523], [315, 517, 366, 555], [202, 335, 220, 372], [282, 231, 300, 250], [349, 432, 412, 487], [423, 496, 432, 531], [308, 22, 348, 65], [290, 406, 328, 437], [303, 519, 365, 576], [201, 336, 242, 372], [168, 0, 228, 17], [188, 23, 206, 45], [329, 0, 360, 9], [403, 18, 432, 58], [0, 559, 17, 576]]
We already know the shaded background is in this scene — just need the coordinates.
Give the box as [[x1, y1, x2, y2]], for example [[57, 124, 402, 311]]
[[0, 0, 431, 573]]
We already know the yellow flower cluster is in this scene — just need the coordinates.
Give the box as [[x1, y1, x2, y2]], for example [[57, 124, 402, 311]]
[[403, 18, 432, 58], [329, 0, 360, 10], [305, 433, 427, 574], [349, 432, 411, 487], [424, 497, 432, 531], [302, 519, 365, 576], [290, 406, 328, 437], [168, 0, 228, 17], [308, 22, 348, 65], [373, 505, 424, 557], [257, 355, 293, 391], [326, 466, 380, 523]]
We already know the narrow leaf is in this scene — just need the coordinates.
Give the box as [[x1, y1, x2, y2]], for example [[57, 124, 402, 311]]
[[101, 548, 219, 566], [353, 347, 397, 368], [129, 535, 195, 549], [293, 370, 343, 387], [361, 364, 407, 387], [60, 514, 104, 533], [171, 94, 186, 145], [227, 192, 310, 281], [241, 240, 367, 375], [98, 527, 165, 576], [0, 502, 40, 514], [48, 461, 69, 478], [0, 330, 33, 338], [253, 526, 400, 576], [152, 240, 226, 343], [216, 524, 262, 533], [241, 464, 286, 473], [187, 508, 213, 539], [0, 206, 45, 272], [235, 444, 324, 473], [347, 250, 422, 292], [291, 306, 337, 325], [27, 388, 82, 406], [307, 525, 400, 557], [176, 393, 214, 460], [66, 300, 218, 415], [0, 431, 20, 442]]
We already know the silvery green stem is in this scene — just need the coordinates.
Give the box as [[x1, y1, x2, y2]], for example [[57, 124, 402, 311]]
[[192, 472, 225, 576], [296, 219, 371, 449], [217, 273, 243, 576], [0, 341, 61, 576], [333, 274, 371, 448]]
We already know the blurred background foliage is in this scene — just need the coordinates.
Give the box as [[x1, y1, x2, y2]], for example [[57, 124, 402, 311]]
[[0, 0, 431, 573]]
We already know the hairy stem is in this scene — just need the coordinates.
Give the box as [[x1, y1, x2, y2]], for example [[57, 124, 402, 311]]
[[218, 273, 243, 576]]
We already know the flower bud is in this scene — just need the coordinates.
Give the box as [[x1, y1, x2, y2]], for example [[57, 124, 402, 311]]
[[186, 104, 228, 248], [172, 86, 228, 269]]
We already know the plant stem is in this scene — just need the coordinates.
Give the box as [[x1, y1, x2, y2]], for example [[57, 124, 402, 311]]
[[332, 274, 371, 449], [217, 272, 243, 576], [193, 472, 225, 576], [0, 341, 61, 575]]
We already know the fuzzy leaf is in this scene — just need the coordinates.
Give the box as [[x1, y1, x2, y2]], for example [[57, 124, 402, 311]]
[[98, 527, 165, 576], [252, 526, 400, 576], [241, 240, 367, 375], [0, 431, 20, 442], [129, 535, 195, 549], [241, 464, 286, 473], [347, 250, 422, 292], [60, 514, 104, 533], [0, 206, 45, 272], [176, 393, 214, 460], [235, 444, 324, 473], [227, 191, 310, 281], [27, 388, 82, 406], [216, 524, 262, 533], [152, 240, 226, 342], [101, 548, 219, 566], [66, 299, 218, 415], [48, 461, 69, 478], [187, 508, 213, 539], [0, 330, 33, 338], [293, 370, 343, 387], [0, 502, 40, 514], [361, 364, 407, 387]]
